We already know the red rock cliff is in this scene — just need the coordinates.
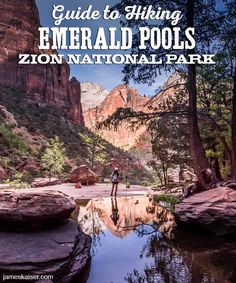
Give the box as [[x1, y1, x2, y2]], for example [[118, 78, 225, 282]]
[[84, 84, 149, 148], [0, 0, 84, 125]]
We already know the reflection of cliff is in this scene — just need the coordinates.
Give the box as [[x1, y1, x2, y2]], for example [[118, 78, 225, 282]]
[[0, 0, 84, 125], [77, 196, 175, 239], [84, 85, 149, 148]]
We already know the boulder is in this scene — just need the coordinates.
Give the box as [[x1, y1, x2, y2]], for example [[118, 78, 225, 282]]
[[0, 220, 91, 283], [32, 177, 61, 187], [75, 182, 82, 189], [175, 187, 236, 236], [0, 165, 7, 180], [0, 189, 75, 228], [70, 165, 98, 185]]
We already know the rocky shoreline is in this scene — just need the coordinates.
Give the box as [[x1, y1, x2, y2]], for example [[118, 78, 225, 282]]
[[174, 187, 236, 237], [0, 189, 91, 282]]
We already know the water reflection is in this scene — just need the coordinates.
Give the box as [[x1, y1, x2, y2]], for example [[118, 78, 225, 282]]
[[75, 196, 175, 239], [110, 197, 120, 227], [73, 196, 236, 283]]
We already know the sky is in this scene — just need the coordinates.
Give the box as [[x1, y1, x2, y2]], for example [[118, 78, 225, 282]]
[[35, 0, 225, 95], [35, 0, 168, 96]]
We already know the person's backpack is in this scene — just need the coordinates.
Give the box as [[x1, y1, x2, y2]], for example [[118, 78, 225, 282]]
[[112, 172, 118, 182]]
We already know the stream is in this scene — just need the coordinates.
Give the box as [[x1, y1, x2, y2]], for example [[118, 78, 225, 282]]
[[72, 196, 236, 283]]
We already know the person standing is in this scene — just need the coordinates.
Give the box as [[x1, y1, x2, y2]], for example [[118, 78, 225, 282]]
[[111, 167, 120, 196]]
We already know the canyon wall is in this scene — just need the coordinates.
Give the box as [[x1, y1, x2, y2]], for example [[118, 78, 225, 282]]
[[84, 84, 149, 148], [0, 0, 84, 125]]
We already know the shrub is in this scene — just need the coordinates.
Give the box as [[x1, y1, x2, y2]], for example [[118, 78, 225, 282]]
[[4, 172, 30, 189], [0, 124, 32, 154]]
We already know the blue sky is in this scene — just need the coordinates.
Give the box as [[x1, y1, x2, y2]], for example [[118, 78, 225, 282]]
[[35, 0, 168, 96], [35, 0, 224, 95]]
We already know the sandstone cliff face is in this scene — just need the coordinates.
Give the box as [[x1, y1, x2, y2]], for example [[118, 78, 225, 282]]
[[84, 84, 149, 148], [81, 82, 109, 112], [0, 0, 84, 125]]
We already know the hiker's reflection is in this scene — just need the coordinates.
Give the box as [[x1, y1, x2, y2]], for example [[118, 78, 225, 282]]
[[110, 197, 119, 226]]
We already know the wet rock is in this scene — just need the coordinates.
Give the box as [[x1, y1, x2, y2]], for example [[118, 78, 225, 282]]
[[32, 177, 61, 187], [0, 189, 75, 228], [70, 165, 98, 185], [175, 187, 236, 236], [0, 220, 91, 283]]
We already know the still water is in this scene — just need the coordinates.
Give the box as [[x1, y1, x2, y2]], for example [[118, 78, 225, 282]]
[[72, 196, 236, 283]]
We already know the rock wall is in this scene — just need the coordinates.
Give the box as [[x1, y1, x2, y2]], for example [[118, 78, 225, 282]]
[[84, 84, 149, 148], [81, 82, 109, 112], [0, 0, 84, 125]]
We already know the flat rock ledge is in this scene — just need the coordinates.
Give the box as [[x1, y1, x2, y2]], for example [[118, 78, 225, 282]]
[[174, 187, 236, 236], [0, 220, 91, 283], [0, 189, 76, 228], [0, 190, 91, 282]]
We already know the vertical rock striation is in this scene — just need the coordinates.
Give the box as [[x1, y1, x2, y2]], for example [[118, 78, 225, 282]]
[[0, 0, 84, 125], [84, 84, 149, 147]]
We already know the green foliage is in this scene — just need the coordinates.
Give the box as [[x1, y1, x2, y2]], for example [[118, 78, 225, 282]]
[[148, 113, 190, 185], [197, 52, 233, 179], [80, 133, 107, 170], [0, 124, 32, 155], [153, 194, 180, 211], [41, 136, 65, 177], [0, 157, 10, 170], [0, 86, 153, 183], [4, 172, 29, 189], [140, 180, 151, 187]]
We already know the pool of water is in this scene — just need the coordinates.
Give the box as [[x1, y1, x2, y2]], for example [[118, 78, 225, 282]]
[[72, 196, 236, 283]]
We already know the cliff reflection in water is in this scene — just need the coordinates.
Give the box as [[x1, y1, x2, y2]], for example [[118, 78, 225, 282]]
[[74, 196, 236, 283], [76, 196, 175, 240]]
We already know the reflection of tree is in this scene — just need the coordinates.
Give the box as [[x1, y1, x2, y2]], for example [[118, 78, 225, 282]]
[[124, 236, 191, 283], [117, 201, 175, 240], [124, 231, 232, 283], [76, 197, 234, 283], [77, 200, 105, 256]]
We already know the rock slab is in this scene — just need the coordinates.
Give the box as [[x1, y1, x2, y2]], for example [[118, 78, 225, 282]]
[[0, 189, 76, 227], [32, 177, 62, 188], [174, 187, 236, 236], [0, 220, 91, 283]]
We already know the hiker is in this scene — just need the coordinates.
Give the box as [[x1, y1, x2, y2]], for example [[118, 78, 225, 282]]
[[110, 197, 119, 226], [111, 167, 120, 196]]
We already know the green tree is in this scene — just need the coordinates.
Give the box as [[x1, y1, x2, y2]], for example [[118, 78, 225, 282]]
[[221, 0, 236, 180], [80, 133, 107, 170], [197, 55, 232, 179], [109, 0, 225, 186], [148, 114, 190, 185], [41, 136, 65, 177]]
